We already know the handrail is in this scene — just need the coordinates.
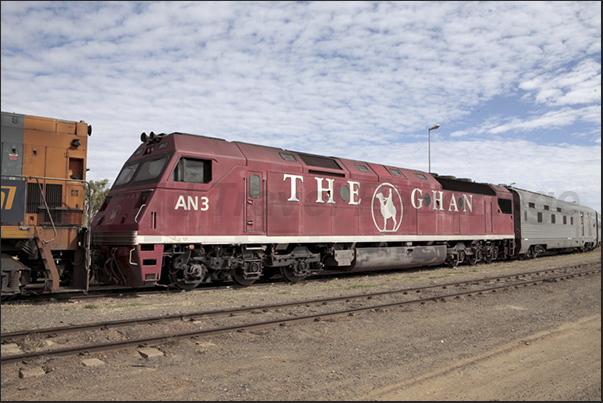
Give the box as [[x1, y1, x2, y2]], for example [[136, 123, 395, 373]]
[[33, 177, 57, 244], [134, 204, 146, 223], [1, 173, 89, 184]]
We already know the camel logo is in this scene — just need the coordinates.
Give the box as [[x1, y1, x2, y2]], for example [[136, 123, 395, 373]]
[[106, 205, 121, 224], [371, 183, 403, 232]]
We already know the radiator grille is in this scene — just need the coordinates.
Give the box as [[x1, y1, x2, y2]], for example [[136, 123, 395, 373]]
[[298, 153, 342, 170], [26, 183, 41, 214], [26, 182, 84, 226], [92, 231, 138, 245]]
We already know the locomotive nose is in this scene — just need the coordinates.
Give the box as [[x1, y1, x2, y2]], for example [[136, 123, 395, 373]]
[[92, 190, 154, 229]]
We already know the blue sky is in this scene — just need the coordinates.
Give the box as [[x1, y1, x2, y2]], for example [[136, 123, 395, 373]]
[[1, 1, 601, 212]]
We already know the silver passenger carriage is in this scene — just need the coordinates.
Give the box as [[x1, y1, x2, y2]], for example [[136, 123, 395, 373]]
[[509, 187, 600, 258]]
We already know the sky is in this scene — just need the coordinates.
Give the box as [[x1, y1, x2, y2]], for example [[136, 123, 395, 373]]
[[1, 1, 601, 213]]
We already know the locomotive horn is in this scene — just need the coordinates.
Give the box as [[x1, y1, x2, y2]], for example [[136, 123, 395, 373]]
[[140, 132, 148, 142]]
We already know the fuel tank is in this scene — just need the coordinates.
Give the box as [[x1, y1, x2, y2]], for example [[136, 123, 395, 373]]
[[350, 245, 446, 271]]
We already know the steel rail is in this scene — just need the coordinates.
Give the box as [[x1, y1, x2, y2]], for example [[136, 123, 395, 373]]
[[2, 260, 598, 304], [1, 263, 598, 342], [1, 266, 599, 365]]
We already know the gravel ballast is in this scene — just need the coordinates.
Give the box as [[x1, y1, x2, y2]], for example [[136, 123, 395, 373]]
[[1, 250, 600, 401]]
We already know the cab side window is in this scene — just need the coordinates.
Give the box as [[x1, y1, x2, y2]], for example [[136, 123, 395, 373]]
[[249, 174, 261, 198], [173, 158, 212, 183]]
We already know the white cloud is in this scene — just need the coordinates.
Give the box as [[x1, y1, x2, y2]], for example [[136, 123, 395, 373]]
[[487, 106, 600, 134], [520, 59, 601, 106]]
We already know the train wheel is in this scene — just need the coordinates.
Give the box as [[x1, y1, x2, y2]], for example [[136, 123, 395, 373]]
[[280, 265, 306, 283], [484, 248, 494, 264], [232, 271, 256, 287], [445, 254, 460, 268], [170, 262, 208, 290], [231, 261, 262, 287], [174, 279, 203, 291], [526, 246, 538, 259]]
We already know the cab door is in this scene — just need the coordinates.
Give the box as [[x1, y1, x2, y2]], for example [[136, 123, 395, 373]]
[[485, 200, 493, 233], [245, 172, 265, 234]]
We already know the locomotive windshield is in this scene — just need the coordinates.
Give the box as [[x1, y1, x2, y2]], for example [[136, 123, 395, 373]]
[[114, 163, 138, 186], [112, 154, 170, 189]]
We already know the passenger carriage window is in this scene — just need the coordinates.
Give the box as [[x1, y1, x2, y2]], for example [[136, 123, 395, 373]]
[[249, 175, 261, 198], [173, 157, 212, 184]]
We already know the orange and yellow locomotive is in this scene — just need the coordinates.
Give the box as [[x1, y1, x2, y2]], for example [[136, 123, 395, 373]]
[[1, 111, 91, 296]]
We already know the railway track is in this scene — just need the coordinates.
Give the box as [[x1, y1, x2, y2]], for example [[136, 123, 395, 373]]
[[2, 252, 596, 304], [1, 262, 599, 365], [0, 267, 382, 304]]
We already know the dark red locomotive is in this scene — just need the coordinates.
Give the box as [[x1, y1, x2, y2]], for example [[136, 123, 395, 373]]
[[90, 132, 516, 289]]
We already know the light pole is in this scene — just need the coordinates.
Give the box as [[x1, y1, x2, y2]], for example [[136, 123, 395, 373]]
[[428, 124, 440, 173]]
